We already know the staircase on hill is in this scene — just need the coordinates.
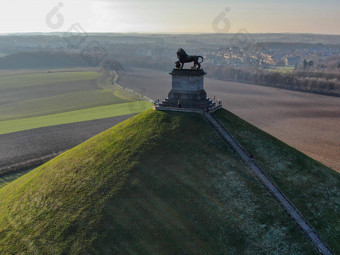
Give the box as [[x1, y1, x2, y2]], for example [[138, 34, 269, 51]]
[[202, 112, 334, 255]]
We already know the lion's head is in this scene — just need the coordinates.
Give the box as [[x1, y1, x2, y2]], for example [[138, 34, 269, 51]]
[[177, 48, 188, 61]]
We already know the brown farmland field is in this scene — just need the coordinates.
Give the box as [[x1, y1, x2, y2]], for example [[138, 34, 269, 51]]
[[120, 67, 340, 172]]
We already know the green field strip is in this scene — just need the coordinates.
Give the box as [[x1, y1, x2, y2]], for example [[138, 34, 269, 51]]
[[0, 72, 99, 90], [266, 66, 295, 73], [0, 89, 127, 121], [0, 101, 152, 135], [0, 169, 34, 189]]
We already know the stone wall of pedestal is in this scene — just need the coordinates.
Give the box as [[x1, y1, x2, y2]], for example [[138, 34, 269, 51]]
[[159, 69, 215, 109], [171, 74, 204, 91]]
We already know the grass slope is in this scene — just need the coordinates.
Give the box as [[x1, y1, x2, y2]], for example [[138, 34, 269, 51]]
[[213, 108, 340, 254], [0, 110, 316, 255]]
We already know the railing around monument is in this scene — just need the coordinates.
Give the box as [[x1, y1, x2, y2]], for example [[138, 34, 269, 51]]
[[154, 96, 222, 113], [211, 96, 223, 110]]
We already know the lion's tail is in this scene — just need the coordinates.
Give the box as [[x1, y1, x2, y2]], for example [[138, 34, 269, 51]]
[[198, 56, 204, 63]]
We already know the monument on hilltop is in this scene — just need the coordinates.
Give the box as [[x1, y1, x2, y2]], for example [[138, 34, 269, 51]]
[[154, 48, 221, 111]]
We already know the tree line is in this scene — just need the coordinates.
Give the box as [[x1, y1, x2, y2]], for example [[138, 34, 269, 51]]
[[206, 66, 340, 97]]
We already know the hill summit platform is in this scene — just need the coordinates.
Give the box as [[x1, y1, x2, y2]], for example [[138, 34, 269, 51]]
[[154, 69, 221, 111]]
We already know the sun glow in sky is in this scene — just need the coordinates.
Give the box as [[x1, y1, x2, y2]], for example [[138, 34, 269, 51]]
[[0, 0, 339, 34]]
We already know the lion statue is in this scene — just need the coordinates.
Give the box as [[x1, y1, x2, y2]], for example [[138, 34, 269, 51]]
[[176, 48, 204, 69]]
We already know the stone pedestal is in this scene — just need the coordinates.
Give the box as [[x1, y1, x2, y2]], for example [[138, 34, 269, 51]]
[[159, 69, 215, 109]]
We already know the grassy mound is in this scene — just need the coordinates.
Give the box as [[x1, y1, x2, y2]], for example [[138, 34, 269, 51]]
[[213, 108, 340, 254], [0, 110, 327, 254]]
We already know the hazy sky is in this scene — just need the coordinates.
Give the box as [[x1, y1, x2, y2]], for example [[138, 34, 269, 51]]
[[0, 0, 339, 34]]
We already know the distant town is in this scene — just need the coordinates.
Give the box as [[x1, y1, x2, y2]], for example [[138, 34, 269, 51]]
[[1, 33, 340, 95]]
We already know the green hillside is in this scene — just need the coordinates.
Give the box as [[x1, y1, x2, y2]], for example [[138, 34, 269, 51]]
[[0, 109, 338, 254], [213, 109, 340, 253]]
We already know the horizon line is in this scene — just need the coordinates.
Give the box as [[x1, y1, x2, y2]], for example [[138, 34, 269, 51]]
[[1, 31, 340, 36]]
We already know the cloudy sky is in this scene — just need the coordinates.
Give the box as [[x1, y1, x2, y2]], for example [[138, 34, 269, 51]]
[[0, 0, 339, 34]]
